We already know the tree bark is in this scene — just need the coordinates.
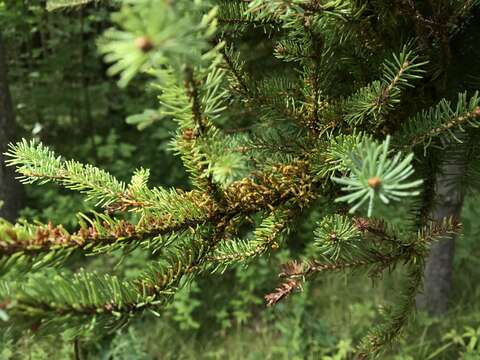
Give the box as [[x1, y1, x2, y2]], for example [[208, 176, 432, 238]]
[[416, 157, 465, 315], [0, 32, 24, 222]]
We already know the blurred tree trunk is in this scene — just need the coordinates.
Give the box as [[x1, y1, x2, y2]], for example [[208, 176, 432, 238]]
[[0, 32, 24, 222], [417, 157, 465, 315]]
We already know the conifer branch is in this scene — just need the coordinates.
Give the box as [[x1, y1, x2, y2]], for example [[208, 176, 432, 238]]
[[399, 92, 480, 149], [265, 216, 460, 308], [217, 0, 280, 28], [332, 136, 423, 216], [0, 236, 212, 335], [220, 47, 253, 99], [221, 46, 298, 124], [184, 67, 209, 136], [4, 141, 214, 217], [208, 208, 289, 270], [344, 45, 426, 126], [355, 262, 424, 359], [0, 159, 316, 275]]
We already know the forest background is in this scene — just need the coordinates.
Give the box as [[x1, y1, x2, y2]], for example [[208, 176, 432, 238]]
[[0, 1, 479, 359]]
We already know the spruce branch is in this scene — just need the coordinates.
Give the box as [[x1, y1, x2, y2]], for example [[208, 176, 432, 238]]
[[0, 159, 315, 275], [313, 214, 362, 261], [217, 0, 280, 29], [344, 45, 426, 126], [98, 0, 219, 87], [0, 215, 206, 275], [332, 136, 423, 216], [184, 66, 209, 136], [208, 208, 289, 271], [398, 91, 480, 150], [164, 64, 248, 189], [312, 132, 367, 179], [265, 261, 303, 306], [0, 235, 211, 336], [4, 141, 211, 219], [220, 46, 254, 99], [247, 0, 357, 23], [5, 140, 125, 208], [264, 253, 401, 307], [220, 46, 300, 126], [355, 262, 424, 359], [323, 218, 460, 356], [265, 215, 459, 309]]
